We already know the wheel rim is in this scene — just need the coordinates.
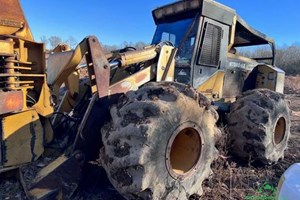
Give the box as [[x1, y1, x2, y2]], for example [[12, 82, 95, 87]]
[[274, 117, 286, 145], [166, 123, 202, 179]]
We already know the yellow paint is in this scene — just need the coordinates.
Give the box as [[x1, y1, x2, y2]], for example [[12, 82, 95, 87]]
[[18, 39, 28, 62], [2, 110, 44, 167], [197, 71, 225, 100], [35, 155, 68, 181], [47, 39, 89, 93], [33, 82, 54, 117], [65, 71, 80, 98], [0, 40, 14, 55], [28, 188, 55, 200], [28, 155, 68, 199], [120, 46, 157, 67], [228, 15, 237, 51], [52, 43, 71, 53], [0, 0, 57, 170], [156, 45, 175, 81], [21, 88, 27, 111]]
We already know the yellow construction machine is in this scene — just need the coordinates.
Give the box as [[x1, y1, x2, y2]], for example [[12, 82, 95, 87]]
[[0, 0, 290, 199]]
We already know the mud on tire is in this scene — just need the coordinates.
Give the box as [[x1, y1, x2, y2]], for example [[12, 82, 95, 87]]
[[101, 82, 220, 200], [227, 89, 290, 164]]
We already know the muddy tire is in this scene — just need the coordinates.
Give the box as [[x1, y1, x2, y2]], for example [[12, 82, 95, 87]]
[[101, 82, 220, 200], [227, 89, 290, 164]]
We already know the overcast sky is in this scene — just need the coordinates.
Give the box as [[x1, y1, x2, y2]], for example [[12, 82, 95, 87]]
[[20, 0, 300, 46]]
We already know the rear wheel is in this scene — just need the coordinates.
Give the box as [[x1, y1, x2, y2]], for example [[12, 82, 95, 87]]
[[101, 82, 220, 199], [227, 89, 290, 164]]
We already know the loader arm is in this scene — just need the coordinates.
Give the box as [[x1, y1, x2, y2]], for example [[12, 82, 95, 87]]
[[47, 36, 176, 100], [47, 36, 176, 154]]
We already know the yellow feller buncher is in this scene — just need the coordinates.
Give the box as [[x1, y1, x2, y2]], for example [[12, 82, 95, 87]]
[[0, 0, 290, 199]]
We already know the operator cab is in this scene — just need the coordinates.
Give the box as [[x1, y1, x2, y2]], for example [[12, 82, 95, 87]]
[[152, 0, 276, 99]]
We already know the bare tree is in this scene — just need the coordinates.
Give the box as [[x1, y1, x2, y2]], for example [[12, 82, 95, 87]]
[[121, 41, 134, 49], [133, 41, 148, 50], [65, 36, 77, 49], [40, 35, 48, 46], [275, 45, 300, 75], [48, 36, 62, 49], [101, 43, 119, 53], [243, 44, 300, 75]]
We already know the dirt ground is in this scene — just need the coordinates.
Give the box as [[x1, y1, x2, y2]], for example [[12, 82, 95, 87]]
[[201, 94, 300, 199], [1, 77, 300, 200], [72, 93, 300, 200]]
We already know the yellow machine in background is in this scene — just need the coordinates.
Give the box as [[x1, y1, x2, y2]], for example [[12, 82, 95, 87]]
[[0, 0, 290, 200], [0, 0, 52, 171]]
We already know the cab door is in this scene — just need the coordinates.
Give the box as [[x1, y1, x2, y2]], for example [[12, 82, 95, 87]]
[[192, 18, 229, 89]]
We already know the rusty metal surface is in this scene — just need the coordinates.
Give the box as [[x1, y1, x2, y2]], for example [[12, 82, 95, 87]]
[[87, 37, 110, 98], [0, 0, 25, 25], [47, 36, 110, 99], [109, 66, 154, 95], [4, 51, 17, 89], [0, 0, 33, 40], [0, 91, 24, 115]]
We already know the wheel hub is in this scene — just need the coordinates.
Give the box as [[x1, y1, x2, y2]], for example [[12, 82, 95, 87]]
[[166, 123, 202, 179], [274, 117, 286, 145]]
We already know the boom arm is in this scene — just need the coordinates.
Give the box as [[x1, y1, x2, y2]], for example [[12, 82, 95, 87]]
[[47, 36, 176, 99]]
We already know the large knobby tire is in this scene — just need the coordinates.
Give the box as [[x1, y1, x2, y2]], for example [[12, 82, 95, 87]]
[[227, 89, 290, 164], [100, 82, 220, 200]]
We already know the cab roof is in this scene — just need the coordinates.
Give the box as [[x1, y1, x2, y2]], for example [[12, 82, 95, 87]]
[[152, 0, 274, 47]]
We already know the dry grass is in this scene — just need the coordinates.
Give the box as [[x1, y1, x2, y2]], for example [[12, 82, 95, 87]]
[[285, 75, 300, 94], [201, 126, 300, 200]]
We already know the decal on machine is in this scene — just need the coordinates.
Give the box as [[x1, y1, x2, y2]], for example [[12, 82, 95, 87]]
[[229, 61, 247, 69]]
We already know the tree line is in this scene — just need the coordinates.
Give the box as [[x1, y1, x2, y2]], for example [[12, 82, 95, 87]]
[[40, 36, 78, 49], [276, 45, 300, 75], [238, 44, 300, 75], [40, 36, 148, 52], [41, 36, 300, 75]]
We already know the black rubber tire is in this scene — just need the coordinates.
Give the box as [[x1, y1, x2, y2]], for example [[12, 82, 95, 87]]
[[100, 82, 220, 200], [227, 89, 290, 164]]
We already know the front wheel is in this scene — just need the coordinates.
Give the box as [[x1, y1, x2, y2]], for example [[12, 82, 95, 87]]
[[101, 82, 220, 199]]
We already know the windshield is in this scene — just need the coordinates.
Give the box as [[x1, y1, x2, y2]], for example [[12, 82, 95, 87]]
[[152, 18, 194, 47], [152, 18, 198, 84]]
